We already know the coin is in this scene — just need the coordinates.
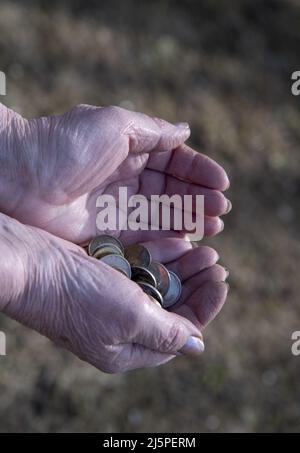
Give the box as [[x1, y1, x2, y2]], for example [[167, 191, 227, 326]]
[[136, 280, 163, 306], [88, 235, 124, 257], [162, 271, 182, 308], [148, 295, 162, 308], [99, 254, 132, 278], [92, 244, 124, 259], [148, 262, 170, 296], [124, 244, 151, 267], [131, 266, 157, 287]]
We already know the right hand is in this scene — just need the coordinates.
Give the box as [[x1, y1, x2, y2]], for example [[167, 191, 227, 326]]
[[0, 104, 230, 245], [0, 214, 228, 373]]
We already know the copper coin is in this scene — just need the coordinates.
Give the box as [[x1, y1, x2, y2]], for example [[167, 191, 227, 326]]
[[136, 280, 163, 305], [148, 262, 170, 296], [162, 271, 182, 308], [131, 266, 157, 287], [88, 235, 124, 256], [124, 244, 151, 267], [92, 244, 124, 259], [99, 254, 131, 278]]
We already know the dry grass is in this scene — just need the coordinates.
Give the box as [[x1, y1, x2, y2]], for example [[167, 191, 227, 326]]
[[0, 0, 300, 432]]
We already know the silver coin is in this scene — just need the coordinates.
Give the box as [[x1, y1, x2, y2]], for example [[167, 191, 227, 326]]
[[99, 254, 131, 278], [162, 271, 182, 308], [124, 244, 151, 267], [92, 244, 124, 259], [131, 266, 157, 287], [88, 235, 124, 256], [148, 262, 170, 296], [136, 280, 163, 306], [148, 295, 162, 308]]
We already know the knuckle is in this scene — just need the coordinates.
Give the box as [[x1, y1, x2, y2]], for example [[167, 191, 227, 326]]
[[101, 106, 129, 132], [69, 103, 90, 113], [158, 322, 181, 353], [104, 105, 119, 113], [103, 105, 124, 118]]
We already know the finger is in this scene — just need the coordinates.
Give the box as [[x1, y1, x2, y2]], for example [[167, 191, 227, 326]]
[[120, 229, 187, 245], [114, 215, 221, 243], [141, 238, 193, 263], [204, 216, 224, 236], [140, 169, 230, 217], [123, 109, 191, 153], [180, 264, 228, 301], [173, 281, 229, 330], [147, 144, 230, 191], [166, 246, 219, 282], [121, 196, 213, 237]]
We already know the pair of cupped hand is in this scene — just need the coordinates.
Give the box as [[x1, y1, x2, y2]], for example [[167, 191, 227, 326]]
[[0, 104, 230, 373]]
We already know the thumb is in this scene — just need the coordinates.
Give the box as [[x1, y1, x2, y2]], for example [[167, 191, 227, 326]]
[[131, 293, 205, 356], [105, 296, 205, 372], [122, 109, 191, 153]]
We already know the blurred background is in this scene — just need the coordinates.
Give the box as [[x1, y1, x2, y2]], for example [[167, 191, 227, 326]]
[[0, 0, 300, 433]]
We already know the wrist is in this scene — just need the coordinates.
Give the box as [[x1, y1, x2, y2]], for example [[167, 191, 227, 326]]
[[0, 213, 87, 345]]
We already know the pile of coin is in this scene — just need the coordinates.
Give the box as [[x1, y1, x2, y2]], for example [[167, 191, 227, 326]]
[[86, 235, 182, 309]]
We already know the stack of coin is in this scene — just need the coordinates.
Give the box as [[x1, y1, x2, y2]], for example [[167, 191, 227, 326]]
[[87, 235, 182, 309], [88, 235, 131, 278]]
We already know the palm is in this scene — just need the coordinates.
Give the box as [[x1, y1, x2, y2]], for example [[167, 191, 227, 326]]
[[9, 105, 229, 245]]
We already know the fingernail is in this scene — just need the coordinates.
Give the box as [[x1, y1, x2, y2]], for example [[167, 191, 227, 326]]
[[179, 336, 205, 356], [225, 282, 230, 292], [175, 122, 190, 129], [225, 177, 230, 190], [220, 219, 224, 232], [225, 199, 232, 214]]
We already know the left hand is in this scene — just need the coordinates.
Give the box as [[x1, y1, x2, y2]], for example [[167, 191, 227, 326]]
[[0, 211, 228, 373]]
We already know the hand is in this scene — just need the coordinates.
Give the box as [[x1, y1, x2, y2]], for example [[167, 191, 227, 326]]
[[0, 104, 230, 245], [0, 213, 228, 373]]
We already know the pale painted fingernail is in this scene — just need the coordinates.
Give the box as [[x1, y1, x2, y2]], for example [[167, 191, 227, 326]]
[[175, 122, 190, 129], [225, 199, 232, 214], [179, 336, 205, 356], [220, 219, 225, 231]]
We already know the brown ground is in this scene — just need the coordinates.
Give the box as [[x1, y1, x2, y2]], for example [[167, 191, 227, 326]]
[[0, 0, 300, 432]]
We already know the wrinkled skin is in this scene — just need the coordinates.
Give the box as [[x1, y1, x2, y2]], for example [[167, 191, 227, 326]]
[[0, 104, 230, 244], [0, 213, 228, 372], [0, 103, 230, 372]]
